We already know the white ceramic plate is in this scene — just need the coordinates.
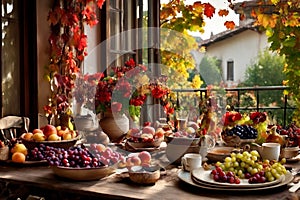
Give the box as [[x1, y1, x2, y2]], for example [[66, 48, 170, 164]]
[[191, 167, 282, 188], [177, 169, 293, 191]]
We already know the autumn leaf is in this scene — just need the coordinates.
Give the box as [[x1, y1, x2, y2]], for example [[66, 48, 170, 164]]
[[203, 3, 215, 19], [271, 0, 280, 5], [224, 21, 235, 30], [218, 9, 229, 17], [193, 1, 203, 12], [97, 0, 105, 9]]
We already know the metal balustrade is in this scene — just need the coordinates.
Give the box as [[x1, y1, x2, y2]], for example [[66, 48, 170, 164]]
[[172, 86, 295, 127]]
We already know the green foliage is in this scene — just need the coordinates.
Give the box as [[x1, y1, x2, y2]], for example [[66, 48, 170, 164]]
[[198, 56, 222, 87], [251, 0, 300, 125], [242, 50, 286, 87], [238, 50, 292, 125]]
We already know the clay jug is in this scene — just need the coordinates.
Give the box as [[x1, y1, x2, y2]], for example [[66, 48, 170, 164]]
[[99, 112, 129, 143]]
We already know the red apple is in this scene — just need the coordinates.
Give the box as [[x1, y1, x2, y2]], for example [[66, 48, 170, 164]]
[[143, 121, 151, 127], [142, 126, 155, 135], [43, 124, 57, 138]]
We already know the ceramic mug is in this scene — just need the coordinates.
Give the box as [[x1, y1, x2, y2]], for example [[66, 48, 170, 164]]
[[181, 153, 202, 172], [259, 142, 281, 161]]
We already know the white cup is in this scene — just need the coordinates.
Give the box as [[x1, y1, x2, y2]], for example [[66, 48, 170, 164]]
[[181, 153, 202, 172], [260, 143, 281, 161]]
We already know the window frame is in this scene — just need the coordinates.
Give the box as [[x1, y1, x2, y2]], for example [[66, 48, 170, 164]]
[[227, 60, 234, 81]]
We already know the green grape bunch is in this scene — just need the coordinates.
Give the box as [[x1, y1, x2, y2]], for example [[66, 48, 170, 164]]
[[215, 150, 287, 183]]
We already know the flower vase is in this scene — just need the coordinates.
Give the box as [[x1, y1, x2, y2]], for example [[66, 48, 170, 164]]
[[99, 112, 129, 143]]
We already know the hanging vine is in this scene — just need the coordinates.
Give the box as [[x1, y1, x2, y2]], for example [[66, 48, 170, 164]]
[[43, 0, 105, 128]]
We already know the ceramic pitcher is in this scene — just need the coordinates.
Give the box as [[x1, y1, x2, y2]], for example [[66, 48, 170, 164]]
[[199, 135, 216, 159]]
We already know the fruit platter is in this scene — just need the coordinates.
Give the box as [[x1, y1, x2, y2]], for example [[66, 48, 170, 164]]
[[178, 149, 294, 191]]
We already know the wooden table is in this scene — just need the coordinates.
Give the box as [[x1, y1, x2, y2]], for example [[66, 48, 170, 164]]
[[0, 161, 299, 200]]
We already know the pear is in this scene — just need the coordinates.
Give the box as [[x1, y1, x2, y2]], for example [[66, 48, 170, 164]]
[[11, 143, 28, 156], [266, 126, 285, 146]]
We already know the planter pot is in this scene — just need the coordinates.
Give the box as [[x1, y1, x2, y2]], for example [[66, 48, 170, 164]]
[[99, 112, 129, 143]]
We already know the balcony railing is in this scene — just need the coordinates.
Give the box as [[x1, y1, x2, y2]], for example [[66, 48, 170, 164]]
[[172, 86, 295, 127]]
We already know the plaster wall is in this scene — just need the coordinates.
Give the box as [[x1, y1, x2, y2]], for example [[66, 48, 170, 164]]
[[204, 30, 269, 85]]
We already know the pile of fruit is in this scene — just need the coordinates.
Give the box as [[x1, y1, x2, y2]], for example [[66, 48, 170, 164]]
[[276, 122, 300, 147], [213, 150, 287, 184], [21, 124, 77, 142], [126, 125, 164, 143], [223, 125, 258, 139], [168, 121, 200, 138], [26, 143, 126, 168], [9, 142, 28, 163], [125, 151, 152, 169]]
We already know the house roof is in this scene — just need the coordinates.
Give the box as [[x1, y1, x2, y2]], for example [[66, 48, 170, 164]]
[[199, 22, 259, 47]]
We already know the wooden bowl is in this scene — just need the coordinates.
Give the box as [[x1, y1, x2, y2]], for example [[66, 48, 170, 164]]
[[280, 146, 299, 159], [126, 137, 163, 149], [128, 165, 160, 185], [206, 146, 234, 162], [221, 133, 255, 147], [20, 133, 81, 150], [51, 165, 116, 181]]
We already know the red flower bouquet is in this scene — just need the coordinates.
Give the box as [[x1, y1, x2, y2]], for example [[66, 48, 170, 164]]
[[87, 59, 174, 120]]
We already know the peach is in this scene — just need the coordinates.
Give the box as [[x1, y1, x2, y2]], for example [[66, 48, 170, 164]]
[[47, 134, 61, 141], [22, 132, 33, 141], [127, 128, 140, 137], [32, 132, 46, 142], [140, 133, 153, 140], [43, 124, 57, 138], [95, 143, 106, 152], [138, 151, 151, 164], [142, 126, 155, 135], [57, 129, 66, 137], [62, 132, 72, 140], [32, 128, 43, 134], [126, 156, 141, 169], [155, 128, 165, 138], [11, 152, 26, 163]]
